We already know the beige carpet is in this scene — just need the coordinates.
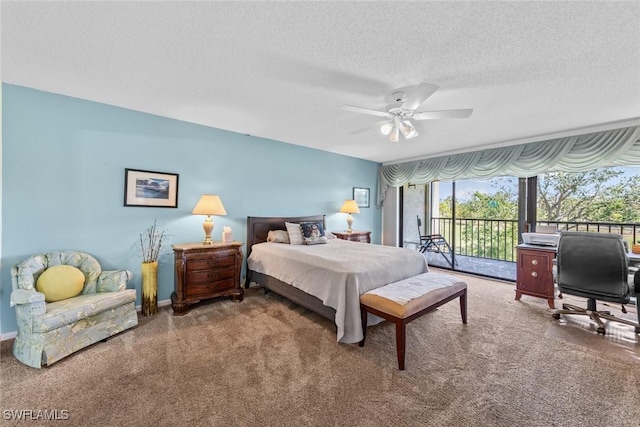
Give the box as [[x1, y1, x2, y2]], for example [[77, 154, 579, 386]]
[[2, 270, 639, 427]]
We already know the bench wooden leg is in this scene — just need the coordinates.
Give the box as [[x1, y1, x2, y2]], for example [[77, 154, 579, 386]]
[[360, 285, 467, 370], [395, 319, 406, 370], [359, 304, 368, 347], [460, 289, 468, 324]]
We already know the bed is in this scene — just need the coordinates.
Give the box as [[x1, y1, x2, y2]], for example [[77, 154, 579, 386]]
[[246, 215, 429, 343]]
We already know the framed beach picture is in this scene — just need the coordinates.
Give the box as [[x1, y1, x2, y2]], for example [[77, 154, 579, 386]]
[[353, 187, 370, 208], [124, 168, 179, 208]]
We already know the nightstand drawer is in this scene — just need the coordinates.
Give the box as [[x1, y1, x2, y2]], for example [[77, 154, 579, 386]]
[[187, 266, 236, 285], [185, 278, 236, 298], [187, 254, 236, 271]]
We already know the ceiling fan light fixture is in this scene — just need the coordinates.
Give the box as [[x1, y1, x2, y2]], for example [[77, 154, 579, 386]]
[[400, 120, 418, 139], [340, 82, 472, 144], [380, 121, 393, 136], [389, 127, 399, 143]]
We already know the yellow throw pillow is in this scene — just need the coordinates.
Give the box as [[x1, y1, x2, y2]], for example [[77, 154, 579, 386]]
[[36, 265, 85, 302]]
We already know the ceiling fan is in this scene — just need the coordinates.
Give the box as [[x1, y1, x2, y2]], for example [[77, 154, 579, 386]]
[[340, 82, 473, 142]]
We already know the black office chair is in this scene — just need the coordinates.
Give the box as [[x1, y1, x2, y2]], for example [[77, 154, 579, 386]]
[[553, 231, 640, 335], [416, 216, 457, 268]]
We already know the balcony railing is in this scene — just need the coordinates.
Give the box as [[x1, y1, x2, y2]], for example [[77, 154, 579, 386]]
[[431, 217, 640, 263]]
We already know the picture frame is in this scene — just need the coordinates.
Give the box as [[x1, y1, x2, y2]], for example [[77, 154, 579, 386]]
[[353, 187, 370, 208], [124, 168, 179, 208]]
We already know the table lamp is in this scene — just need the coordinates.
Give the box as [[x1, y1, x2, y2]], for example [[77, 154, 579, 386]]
[[340, 199, 360, 233], [192, 195, 227, 245]]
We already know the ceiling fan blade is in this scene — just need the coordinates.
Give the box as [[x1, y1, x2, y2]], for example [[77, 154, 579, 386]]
[[402, 83, 440, 111], [340, 105, 391, 118], [413, 108, 474, 120]]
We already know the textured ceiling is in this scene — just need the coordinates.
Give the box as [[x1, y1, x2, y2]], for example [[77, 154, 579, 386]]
[[2, 1, 640, 164]]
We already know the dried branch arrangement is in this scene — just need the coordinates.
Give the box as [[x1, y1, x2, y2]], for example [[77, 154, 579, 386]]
[[138, 220, 166, 263]]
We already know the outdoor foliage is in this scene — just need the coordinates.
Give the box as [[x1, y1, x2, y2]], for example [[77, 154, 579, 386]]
[[433, 167, 640, 261], [437, 177, 519, 260], [439, 168, 640, 224], [438, 186, 517, 220], [537, 169, 640, 223]]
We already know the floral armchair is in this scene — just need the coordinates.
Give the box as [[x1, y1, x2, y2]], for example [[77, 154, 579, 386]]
[[10, 251, 138, 368]]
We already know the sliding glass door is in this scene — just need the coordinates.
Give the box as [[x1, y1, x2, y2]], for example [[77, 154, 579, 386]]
[[403, 177, 519, 281], [401, 166, 640, 281]]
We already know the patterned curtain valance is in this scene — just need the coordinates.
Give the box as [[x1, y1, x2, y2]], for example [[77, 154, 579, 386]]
[[377, 125, 640, 207]]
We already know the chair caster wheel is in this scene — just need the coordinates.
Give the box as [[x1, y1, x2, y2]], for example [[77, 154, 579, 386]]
[[552, 313, 561, 320], [597, 327, 606, 335]]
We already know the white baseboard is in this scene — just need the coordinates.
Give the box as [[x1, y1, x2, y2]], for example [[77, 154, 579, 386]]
[[1, 331, 17, 341], [136, 298, 172, 311], [1, 298, 173, 342]]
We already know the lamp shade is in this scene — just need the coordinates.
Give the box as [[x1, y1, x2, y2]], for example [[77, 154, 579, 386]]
[[192, 195, 227, 216], [340, 200, 360, 214]]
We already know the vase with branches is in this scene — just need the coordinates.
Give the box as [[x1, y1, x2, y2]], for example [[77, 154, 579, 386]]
[[139, 220, 166, 263], [138, 220, 166, 316]]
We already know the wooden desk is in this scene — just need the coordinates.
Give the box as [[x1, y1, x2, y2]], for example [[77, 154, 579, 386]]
[[515, 244, 640, 309], [515, 244, 556, 309]]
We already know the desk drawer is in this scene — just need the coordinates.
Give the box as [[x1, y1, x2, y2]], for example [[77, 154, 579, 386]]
[[520, 252, 551, 273]]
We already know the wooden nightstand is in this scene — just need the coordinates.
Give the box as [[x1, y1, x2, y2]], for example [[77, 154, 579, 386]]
[[332, 230, 371, 243], [171, 241, 243, 315]]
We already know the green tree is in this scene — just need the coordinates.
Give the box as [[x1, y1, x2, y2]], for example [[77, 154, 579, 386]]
[[538, 168, 640, 223], [438, 179, 519, 260], [433, 169, 640, 262]]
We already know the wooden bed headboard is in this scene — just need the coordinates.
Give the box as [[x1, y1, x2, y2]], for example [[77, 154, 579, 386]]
[[246, 215, 326, 258]]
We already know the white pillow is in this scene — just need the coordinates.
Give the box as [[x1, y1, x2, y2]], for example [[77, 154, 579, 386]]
[[267, 230, 290, 244], [285, 222, 304, 245], [325, 231, 336, 239]]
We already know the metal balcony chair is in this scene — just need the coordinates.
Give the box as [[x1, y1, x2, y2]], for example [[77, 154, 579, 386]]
[[416, 216, 457, 268]]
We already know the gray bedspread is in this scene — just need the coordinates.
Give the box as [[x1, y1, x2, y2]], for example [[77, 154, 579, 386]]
[[247, 238, 428, 343]]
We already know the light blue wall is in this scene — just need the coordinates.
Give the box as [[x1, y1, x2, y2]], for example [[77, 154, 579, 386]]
[[1, 84, 381, 335]]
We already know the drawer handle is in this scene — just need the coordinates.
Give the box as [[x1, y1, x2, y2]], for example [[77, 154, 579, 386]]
[[531, 259, 538, 265], [531, 271, 538, 277]]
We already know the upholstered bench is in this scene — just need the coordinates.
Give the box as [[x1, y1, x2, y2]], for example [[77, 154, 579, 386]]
[[359, 272, 467, 370]]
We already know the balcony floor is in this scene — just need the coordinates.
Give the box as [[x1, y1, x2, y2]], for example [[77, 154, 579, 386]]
[[424, 250, 517, 281]]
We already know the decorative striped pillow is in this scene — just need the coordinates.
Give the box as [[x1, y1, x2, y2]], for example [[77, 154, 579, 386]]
[[285, 222, 305, 245]]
